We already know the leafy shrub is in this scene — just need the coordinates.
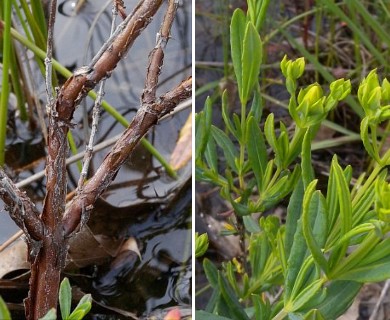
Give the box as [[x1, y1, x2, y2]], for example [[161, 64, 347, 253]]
[[195, 2, 390, 319]]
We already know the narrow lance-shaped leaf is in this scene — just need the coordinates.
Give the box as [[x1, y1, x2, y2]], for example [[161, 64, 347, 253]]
[[317, 281, 361, 319], [249, 233, 270, 277], [249, 89, 263, 123], [247, 116, 267, 191], [241, 22, 262, 106], [285, 217, 308, 302], [205, 135, 218, 174], [326, 162, 339, 232], [203, 258, 219, 289], [195, 97, 213, 161], [288, 279, 324, 313], [221, 90, 236, 136], [68, 294, 92, 320], [285, 178, 304, 258], [301, 129, 315, 188], [302, 183, 329, 275], [333, 156, 352, 253], [303, 309, 326, 320], [230, 9, 247, 102], [252, 294, 271, 320], [59, 277, 72, 320], [337, 259, 390, 282], [218, 273, 250, 320], [211, 125, 238, 173], [247, 0, 271, 32]]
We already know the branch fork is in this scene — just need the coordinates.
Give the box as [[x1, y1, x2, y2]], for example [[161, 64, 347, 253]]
[[0, 0, 191, 318]]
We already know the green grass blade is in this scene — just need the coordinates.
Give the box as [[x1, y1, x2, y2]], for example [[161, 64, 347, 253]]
[[318, 0, 387, 67], [9, 44, 28, 121], [349, 0, 390, 54], [0, 0, 13, 164]]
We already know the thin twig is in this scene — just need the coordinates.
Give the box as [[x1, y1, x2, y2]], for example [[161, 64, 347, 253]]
[[87, 1, 144, 70], [369, 280, 390, 320], [77, 1, 118, 191], [63, 77, 192, 236], [0, 99, 190, 190], [0, 168, 44, 242], [142, 0, 179, 105], [44, 0, 57, 114]]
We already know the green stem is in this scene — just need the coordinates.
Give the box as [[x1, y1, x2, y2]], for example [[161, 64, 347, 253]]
[[286, 126, 307, 167], [0, 2, 12, 164], [239, 102, 247, 189], [328, 230, 380, 279], [67, 132, 82, 172], [272, 309, 288, 320]]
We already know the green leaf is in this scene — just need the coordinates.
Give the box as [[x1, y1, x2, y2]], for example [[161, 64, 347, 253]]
[[226, 262, 241, 296], [211, 125, 238, 172], [247, 116, 267, 191], [332, 156, 352, 255], [243, 215, 261, 233], [249, 233, 270, 278], [285, 220, 308, 302], [247, 0, 271, 32], [264, 114, 279, 156], [205, 290, 220, 313], [230, 197, 251, 216], [302, 185, 329, 274], [232, 113, 243, 140], [203, 258, 219, 288], [252, 294, 271, 320], [358, 236, 390, 265], [288, 279, 324, 312], [249, 89, 263, 123], [59, 277, 72, 320], [360, 117, 380, 163], [337, 259, 390, 282], [326, 161, 339, 232], [262, 166, 300, 210], [39, 308, 56, 320], [221, 90, 236, 136], [303, 309, 325, 320], [195, 310, 232, 320], [285, 178, 304, 259], [218, 273, 250, 320], [230, 9, 246, 103], [241, 22, 262, 105], [195, 98, 213, 162], [317, 281, 361, 319], [0, 296, 11, 320], [68, 294, 92, 320], [301, 129, 314, 188], [205, 135, 218, 173], [68, 309, 86, 320], [196, 233, 209, 258]]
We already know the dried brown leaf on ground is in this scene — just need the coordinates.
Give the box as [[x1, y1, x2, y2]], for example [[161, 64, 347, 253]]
[[170, 112, 192, 170]]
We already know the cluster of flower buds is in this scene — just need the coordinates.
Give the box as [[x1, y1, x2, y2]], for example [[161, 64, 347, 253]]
[[358, 70, 390, 164], [281, 56, 351, 129], [375, 179, 390, 222]]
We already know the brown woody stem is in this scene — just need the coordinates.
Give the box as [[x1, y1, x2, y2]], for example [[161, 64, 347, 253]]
[[0, 1, 189, 318], [25, 0, 164, 318], [63, 77, 192, 236]]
